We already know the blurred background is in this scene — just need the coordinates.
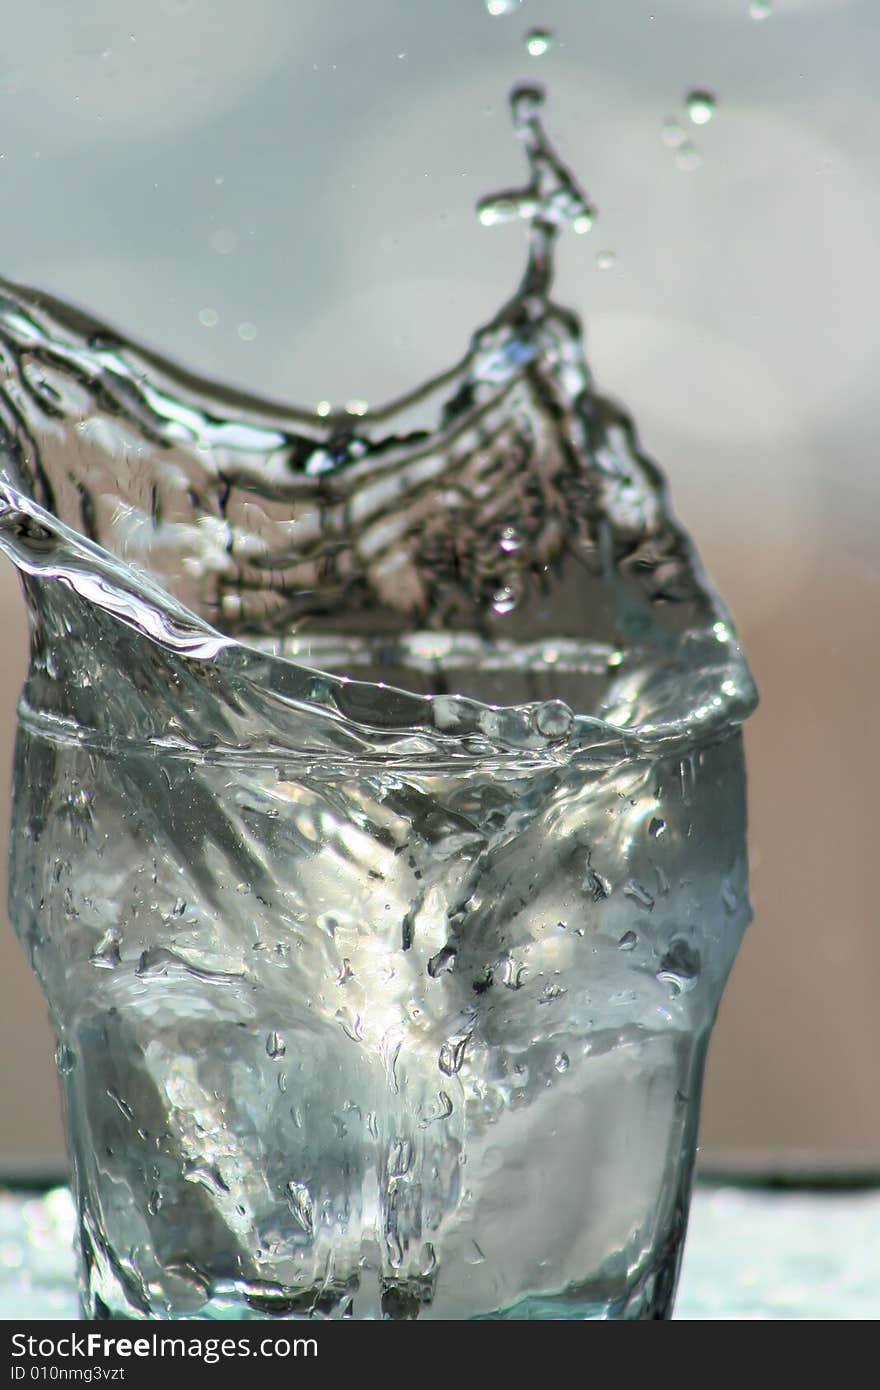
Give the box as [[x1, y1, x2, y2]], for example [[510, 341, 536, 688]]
[[0, 0, 877, 1174]]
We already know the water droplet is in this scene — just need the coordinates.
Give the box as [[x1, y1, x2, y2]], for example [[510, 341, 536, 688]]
[[596, 249, 616, 270], [686, 90, 716, 127], [618, 931, 638, 951], [499, 525, 521, 552], [675, 142, 702, 173], [624, 880, 655, 911], [427, 945, 457, 978], [525, 28, 552, 57], [210, 228, 236, 255], [491, 585, 517, 615], [173, 897, 187, 916], [90, 927, 121, 969], [535, 699, 573, 740], [439, 1033, 471, 1076], [237, 321, 257, 342], [286, 1181, 314, 1236], [485, 0, 521, 15], [315, 400, 331, 417], [657, 938, 701, 995], [345, 399, 368, 416], [266, 1030, 286, 1059], [749, 1, 771, 19], [649, 817, 666, 838], [197, 307, 218, 328], [54, 1043, 75, 1075], [572, 212, 593, 235], [660, 119, 686, 149], [554, 1052, 570, 1073]]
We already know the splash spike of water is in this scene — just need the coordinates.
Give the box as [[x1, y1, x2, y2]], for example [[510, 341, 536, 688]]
[[475, 85, 596, 300]]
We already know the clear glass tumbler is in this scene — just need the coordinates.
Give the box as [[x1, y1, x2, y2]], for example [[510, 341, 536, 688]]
[[0, 242, 756, 1317]]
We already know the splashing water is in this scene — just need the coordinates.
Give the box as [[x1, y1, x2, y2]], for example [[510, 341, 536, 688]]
[[0, 84, 756, 1320]]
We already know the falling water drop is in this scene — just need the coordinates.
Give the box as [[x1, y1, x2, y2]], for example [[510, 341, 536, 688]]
[[675, 143, 702, 173], [525, 28, 552, 58], [596, 250, 616, 270], [660, 120, 686, 149], [485, 0, 521, 15], [686, 90, 716, 127], [749, 1, 771, 19]]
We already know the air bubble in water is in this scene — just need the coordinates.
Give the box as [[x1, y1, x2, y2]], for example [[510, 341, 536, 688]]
[[554, 1052, 570, 1073], [749, 1, 771, 19], [54, 1044, 75, 1075], [266, 1030, 286, 1059], [525, 29, 552, 58], [618, 931, 637, 952], [649, 817, 666, 838], [686, 91, 716, 127]]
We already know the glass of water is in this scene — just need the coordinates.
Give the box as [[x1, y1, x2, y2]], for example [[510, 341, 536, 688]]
[[0, 16, 756, 1319]]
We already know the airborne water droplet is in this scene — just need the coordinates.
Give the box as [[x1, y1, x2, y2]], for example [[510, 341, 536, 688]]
[[197, 307, 218, 328], [485, 0, 521, 15], [596, 250, 616, 270], [491, 585, 517, 615], [686, 90, 716, 127], [675, 142, 702, 173], [499, 525, 521, 552], [660, 120, 686, 149], [618, 930, 637, 952], [749, 1, 771, 19], [525, 28, 552, 58], [649, 817, 666, 838]]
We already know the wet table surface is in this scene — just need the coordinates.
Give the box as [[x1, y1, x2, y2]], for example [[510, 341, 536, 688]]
[[0, 1183, 878, 1320]]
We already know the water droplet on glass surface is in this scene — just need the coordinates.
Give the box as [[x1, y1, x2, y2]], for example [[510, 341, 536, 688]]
[[624, 880, 654, 910], [266, 1030, 286, 1059], [90, 927, 121, 969], [657, 938, 701, 995], [439, 1033, 471, 1076], [427, 945, 457, 978], [618, 930, 637, 951], [525, 28, 552, 57], [535, 699, 573, 740], [686, 90, 716, 127], [286, 1181, 315, 1236]]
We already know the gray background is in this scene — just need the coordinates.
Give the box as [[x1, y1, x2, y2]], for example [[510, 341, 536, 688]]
[[0, 0, 877, 1169]]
